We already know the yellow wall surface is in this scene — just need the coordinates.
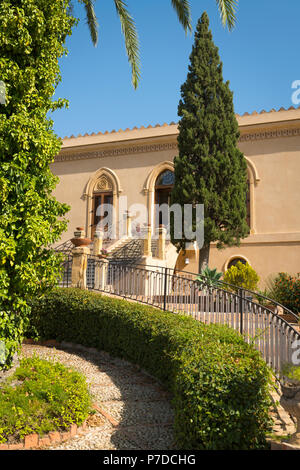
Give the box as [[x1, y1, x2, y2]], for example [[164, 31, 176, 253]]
[[51, 109, 300, 285]]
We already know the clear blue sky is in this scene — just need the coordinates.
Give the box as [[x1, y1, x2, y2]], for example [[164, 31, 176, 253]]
[[52, 0, 300, 138]]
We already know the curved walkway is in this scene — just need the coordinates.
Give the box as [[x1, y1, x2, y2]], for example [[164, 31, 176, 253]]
[[21, 343, 175, 450]]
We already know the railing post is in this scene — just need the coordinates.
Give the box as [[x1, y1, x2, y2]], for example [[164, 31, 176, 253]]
[[239, 288, 244, 335], [158, 224, 166, 260], [126, 211, 132, 238], [93, 229, 103, 256], [163, 267, 168, 311], [142, 224, 152, 258], [97, 258, 109, 291]]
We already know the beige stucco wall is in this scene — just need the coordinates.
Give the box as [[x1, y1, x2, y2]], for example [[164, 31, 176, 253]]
[[51, 109, 300, 286]]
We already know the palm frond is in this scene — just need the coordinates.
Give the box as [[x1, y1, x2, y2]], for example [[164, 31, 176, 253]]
[[215, 0, 238, 31], [171, 0, 192, 33], [114, 0, 140, 89], [81, 0, 99, 46]]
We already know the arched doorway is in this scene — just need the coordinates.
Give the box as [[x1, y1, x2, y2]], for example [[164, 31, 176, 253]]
[[91, 175, 113, 239], [154, 169, 175, 226]]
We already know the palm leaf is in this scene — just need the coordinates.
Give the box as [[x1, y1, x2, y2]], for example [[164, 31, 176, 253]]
[[81, 0, 99, 46], [215, 0, 238, 31], [114, 0, 140, 89], [171, 0, 192, 33]]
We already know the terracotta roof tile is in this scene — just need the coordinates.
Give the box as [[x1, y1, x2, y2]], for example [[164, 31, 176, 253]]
[[62, 106, 300, 139]]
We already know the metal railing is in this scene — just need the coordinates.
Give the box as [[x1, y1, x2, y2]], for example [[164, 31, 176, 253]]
[[58, 254, 300, 374], [58, 254, 72, 288]]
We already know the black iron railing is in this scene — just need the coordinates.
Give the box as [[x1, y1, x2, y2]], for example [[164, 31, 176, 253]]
[[57, 254, 300, 374]]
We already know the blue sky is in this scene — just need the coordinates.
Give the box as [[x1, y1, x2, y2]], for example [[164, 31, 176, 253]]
[[52, 0, 300, 138]]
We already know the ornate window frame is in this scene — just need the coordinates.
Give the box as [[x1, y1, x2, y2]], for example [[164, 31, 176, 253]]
[[143, 161, 174, 231], [83, 167, 122, 239]]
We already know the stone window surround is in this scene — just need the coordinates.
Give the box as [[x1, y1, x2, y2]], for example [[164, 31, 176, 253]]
[[81, 158, 259, 240]]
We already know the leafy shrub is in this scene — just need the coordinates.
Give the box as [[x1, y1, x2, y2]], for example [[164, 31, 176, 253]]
[[224, 261, 259, 292], [271, 273, 300, 315], [0, 356, 91, 443], [27, 288, 273, 450], [281, 363, 300, 385]]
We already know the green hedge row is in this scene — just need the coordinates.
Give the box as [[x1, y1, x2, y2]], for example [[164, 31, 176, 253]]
[[27, 288, 273, 450]]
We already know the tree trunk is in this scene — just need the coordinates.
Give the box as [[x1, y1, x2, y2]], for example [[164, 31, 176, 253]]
[[199, 244, 210, 273]]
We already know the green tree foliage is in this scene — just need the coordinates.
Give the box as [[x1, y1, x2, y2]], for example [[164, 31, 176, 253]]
[[272, 272, 300, 315], [0, 0, 76, 369], [171, 12, 249, 271]]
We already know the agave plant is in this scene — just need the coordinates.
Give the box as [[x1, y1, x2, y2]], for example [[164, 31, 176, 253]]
[[196, 266, 223, 290]]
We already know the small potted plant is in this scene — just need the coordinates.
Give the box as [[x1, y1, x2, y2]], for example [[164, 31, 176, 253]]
[[98, 248, 108, 259], [279, 363, 300, 446], [71, 227, 92, 247]]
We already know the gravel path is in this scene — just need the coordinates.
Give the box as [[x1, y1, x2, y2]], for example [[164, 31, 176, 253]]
[[21, 343, 175, 450]]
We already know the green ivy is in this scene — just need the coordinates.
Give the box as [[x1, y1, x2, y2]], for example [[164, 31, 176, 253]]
[[0, 1, 77, 368], [27, 288, 273, 450]]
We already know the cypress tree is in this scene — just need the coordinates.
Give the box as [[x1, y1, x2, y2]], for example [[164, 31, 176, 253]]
[[171, 12, 249, 271]]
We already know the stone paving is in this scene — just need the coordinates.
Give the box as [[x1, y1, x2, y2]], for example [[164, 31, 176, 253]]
[[20, 343, 175, 450], [20, 343, 297, 450], [269, 386, 296, 439]]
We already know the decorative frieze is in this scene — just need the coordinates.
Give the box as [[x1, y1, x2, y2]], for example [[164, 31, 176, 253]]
[[240, 127, 300, 142], [55, 143, 178, 163], [54, 127, 300, 163]]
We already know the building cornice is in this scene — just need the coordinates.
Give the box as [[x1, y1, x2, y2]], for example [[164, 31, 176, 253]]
[[54, 107, 300, 162], [55, 142, 178, 163]]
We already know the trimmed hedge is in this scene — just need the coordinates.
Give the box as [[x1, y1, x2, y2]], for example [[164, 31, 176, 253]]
[[27, 288, 273, 450]]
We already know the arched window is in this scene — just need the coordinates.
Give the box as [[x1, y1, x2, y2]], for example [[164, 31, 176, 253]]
[[155, 170, 175, 226], [92, 175, 113, 238], [227, 257, 247, 270], [225, 255, 250, 271]]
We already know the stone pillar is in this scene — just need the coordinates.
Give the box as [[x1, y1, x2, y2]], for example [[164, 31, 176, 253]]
[[70, 227, 91, 289], [94, 257, 109, 291], [126, 211, 132, 238], [93, 230, 104, 256], [142, 224, 152, 258], [157, 225, 166, 260], [71, 246, 89, 289]]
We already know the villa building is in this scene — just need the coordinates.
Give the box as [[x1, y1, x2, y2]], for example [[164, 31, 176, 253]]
[[51, 107, 300, 286]]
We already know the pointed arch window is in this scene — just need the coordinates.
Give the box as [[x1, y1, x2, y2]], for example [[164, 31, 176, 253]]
[[92, 175, 113, 238]]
